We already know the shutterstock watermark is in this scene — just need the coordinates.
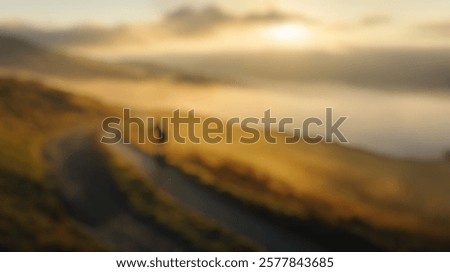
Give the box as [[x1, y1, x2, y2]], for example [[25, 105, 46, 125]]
[[100, 108, 348, 145]]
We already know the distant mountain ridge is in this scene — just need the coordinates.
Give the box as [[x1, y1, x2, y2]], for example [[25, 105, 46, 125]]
[[0, 35, 218, 84], [147, 48, 450, 90], [0, 35, 142, 79]]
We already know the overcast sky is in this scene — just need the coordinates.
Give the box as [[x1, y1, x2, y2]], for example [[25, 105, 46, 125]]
[[1, 1, 449, 58], [2, 0, 450, 25]]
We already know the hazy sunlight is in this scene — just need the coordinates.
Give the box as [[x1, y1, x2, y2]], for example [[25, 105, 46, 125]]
[[262, 23, 312, 44]]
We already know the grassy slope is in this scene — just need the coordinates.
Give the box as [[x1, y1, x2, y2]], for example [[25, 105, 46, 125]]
[[0, 77, 106, 250], [136, 112, 450, 251], [1, 59, 448, 250], [103, 146, 259, 251], [0, 77, 258, 251]]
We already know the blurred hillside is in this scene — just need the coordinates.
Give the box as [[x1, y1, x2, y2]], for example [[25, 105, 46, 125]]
[[0, 36, 139, 79], [0, 78, 106, 250], [0, 34, 449, 251], [0, 78, 257, 251], [0, 35, 216, 84]]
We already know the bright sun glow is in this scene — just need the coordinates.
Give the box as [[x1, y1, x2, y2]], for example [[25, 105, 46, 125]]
[[262, 23, 312, 43]]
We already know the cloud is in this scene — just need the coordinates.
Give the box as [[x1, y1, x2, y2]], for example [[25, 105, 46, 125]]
[[359, 15, 391, 27], [242, 9, 316, 24], [152, 47, 450, 90], [160, 5, 316, 35], [0, 4, 316, 51], [162, 5, 232, 35], [416, 21, 450, 37]]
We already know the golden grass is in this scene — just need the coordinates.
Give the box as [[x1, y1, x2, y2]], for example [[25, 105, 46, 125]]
[[0, 77, 108, 250], [134, 111, 450, 251], [0, 77, 260, 251], [103, 143, 261, 251]]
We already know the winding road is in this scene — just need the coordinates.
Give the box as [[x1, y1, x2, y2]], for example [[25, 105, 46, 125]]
[[46, 129, 328, 251], [110, 143, 324, 251], [45, 130, 188, 251]]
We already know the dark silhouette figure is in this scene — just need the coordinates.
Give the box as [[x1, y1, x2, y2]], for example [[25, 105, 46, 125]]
[[154, 124, 167, 144], [445, 150, 450, 161]]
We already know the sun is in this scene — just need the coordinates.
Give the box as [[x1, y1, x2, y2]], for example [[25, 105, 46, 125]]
[[262, 23, 312, 43]]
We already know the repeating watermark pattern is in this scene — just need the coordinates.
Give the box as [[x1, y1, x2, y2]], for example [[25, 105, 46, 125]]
[[101, 108, 348, 145]]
